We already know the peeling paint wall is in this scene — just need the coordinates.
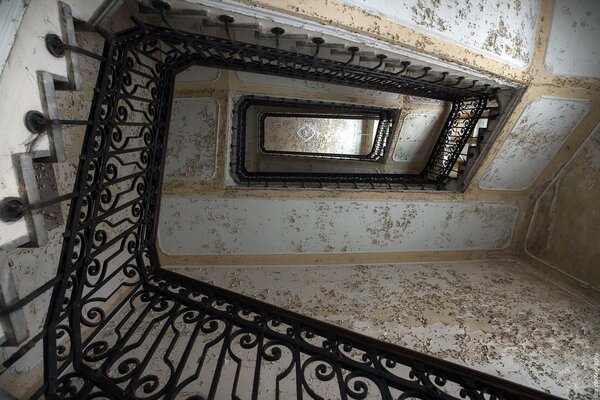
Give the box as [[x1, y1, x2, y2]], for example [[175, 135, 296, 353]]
[[158, 198, 518, 255], [545, 0, 600, 78], [392, 113, 441, 163], [0, 0, 28, 80], [176, 65, 220, 82], [526, 124, 600, 289], [1, 1, 600, 397], [479, 96, 591, 191], [0, 6, 142, 396], [168, 260, 600, 399], [338, 0, 539, 68], [164, 97, 219, 182], [161, 65, 522, 260]]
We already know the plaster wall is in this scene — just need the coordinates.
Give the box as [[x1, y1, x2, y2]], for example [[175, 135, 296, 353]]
[[162, 67, 521, 261], [525, 123, 600, 290], [2, 1, 600, 397], [164, 97, 219, 182], [338, 0, 540, 68], [158, 197, 518, 255], [0, 0, 28, 80], [167, 260, 600, 399], [479, 96, 591, 191], [0, 0, 73, 248], [392, 113, 442, 164], [545, 0, 600, 78]]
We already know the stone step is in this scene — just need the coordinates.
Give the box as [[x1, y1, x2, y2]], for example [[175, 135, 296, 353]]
[[0, 0, 106, 250]]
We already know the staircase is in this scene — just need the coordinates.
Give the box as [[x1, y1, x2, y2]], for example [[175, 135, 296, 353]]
[[0, 2, 561, 399], [0, 0, 121, 372], [0, 0, 516, 250], [0, 3, 513, 353]]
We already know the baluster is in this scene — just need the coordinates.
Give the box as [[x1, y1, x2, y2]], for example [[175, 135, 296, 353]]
[[345, 47, 359, 65], [474, 83, 491, 93], [466, 79, 479, 89], [414, 66, 431, 79], [394, 61, 411, 75], [271, 27, 285, 51], [218, 15, 235, 42], [0, 192, 78, 223], [271, 27, 285, 68], [312, 37, 324, 57], [24, 111, 93, 134], [45, 34, 105, 61], [371, 54, 387, 70], [447, 76, 465, 87], [152, 0, 183, 34], [431, 71, 449, 83]]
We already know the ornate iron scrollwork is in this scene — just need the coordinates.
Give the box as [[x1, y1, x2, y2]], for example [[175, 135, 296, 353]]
[[0, 19, 555, 400]]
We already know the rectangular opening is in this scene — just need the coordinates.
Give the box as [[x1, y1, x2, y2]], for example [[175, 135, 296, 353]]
[[260, 112, 381, 159]]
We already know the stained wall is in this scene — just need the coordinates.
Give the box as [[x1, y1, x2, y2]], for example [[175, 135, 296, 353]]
[[526, 124, 600, 290], [168, 260, 600, 399], [168, 0, 600, 270], [158, 198, 518, 255], [159, 67, 521, 260]]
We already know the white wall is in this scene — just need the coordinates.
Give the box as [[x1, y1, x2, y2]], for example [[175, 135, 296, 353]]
[[158, 197, 518, 255], [545, 0, 600, 78], [169, 260, 600, 399], [0, 0, 28, 80], [339, 0, 540, 68], [480, 96, 591, 191]]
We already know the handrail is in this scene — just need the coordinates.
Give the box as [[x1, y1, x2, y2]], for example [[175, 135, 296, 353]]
[[0, 16, 560, 400]]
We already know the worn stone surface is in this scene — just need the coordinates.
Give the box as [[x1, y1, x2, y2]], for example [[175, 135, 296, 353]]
[[158, 197, 518, 254], [169, 260, 600, 399], [526, 123, 600, 289], [480, 96, 591, 191], [545, 0, 600, 78]]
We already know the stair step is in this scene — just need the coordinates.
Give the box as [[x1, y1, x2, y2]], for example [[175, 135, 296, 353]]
[[256, 32, 308, 40], [295, 41, 345, 49], [12, 153, 51, 247], [330, 49, 375, 57], [38, 71, 67, 163], [139, 4, 208, 17], [0, 0, 89, 250], [56, 1, 82, 91], [202, 20, 260, 30]]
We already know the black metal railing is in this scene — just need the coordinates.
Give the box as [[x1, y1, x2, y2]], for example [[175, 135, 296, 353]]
[[230, 95, 487, 189], [0, 17, 559, 400]]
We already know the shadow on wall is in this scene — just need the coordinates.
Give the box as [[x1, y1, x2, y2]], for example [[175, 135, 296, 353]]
[[526, 124, 600, 289]]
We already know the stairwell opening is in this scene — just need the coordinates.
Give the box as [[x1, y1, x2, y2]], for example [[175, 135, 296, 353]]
[[0, 5, 539, 399]]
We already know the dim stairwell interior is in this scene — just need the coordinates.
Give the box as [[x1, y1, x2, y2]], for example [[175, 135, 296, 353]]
[[0, 0, 599, 399]]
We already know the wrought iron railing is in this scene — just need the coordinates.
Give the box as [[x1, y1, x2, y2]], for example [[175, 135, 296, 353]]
[[0, 17, 559, 400]]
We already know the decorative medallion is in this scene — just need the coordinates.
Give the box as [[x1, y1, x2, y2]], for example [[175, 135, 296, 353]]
[[296, 124, 317, 142]]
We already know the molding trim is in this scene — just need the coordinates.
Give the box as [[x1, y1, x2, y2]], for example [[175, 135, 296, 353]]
[[0, 0, 28, 80]]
